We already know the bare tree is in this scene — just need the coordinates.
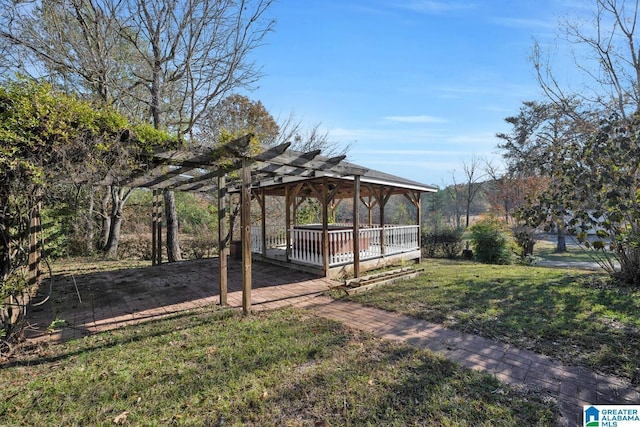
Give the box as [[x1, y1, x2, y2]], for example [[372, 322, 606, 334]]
[[445, 174, 464, 229], [114, 0, 274, 138], [533, 0, 640, 118], [275, 113, 349, 157], [461, 156, 485, 228], [122, 0, 274, 261], [0, 0, 275, 261], [484, 161, 517, 222]]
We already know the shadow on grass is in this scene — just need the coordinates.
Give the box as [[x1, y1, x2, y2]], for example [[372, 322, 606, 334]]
[[263, 340, 558, 426]]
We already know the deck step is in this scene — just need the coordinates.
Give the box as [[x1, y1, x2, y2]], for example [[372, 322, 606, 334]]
[[343, 267, 424, 295]]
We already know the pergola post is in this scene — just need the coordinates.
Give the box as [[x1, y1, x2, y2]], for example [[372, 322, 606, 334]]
[[352, 175, 361, 278], [241, 156, 252, 315], [217, 173, 228, 305], [151, 190, 157, 266], [27, 200, 42, 287], [361, 195, 374, 226]]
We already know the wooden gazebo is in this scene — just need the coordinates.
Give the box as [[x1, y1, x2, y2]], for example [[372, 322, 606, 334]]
[[239, 161, 436, 279], [114, 135, 437, 314]]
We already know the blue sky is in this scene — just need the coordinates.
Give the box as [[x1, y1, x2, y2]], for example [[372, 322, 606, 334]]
[[248, 0, 584, 187]]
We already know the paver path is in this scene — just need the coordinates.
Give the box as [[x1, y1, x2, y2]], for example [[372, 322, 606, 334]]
[[537, 259, 603, 270], [25, 258, 639, 426], [25, 258, 335, 342]]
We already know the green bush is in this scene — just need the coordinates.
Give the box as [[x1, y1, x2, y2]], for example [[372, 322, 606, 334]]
[[512, 225, 538, 265], [469, 217, 513, 265], [422, 227, 464, 258], [175, 192, 217, 234]]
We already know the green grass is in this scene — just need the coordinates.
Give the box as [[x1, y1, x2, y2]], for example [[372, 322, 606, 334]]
[[534, 240, 600, 263], [1, 308, 558, 426], [343, 259, 640, 381]]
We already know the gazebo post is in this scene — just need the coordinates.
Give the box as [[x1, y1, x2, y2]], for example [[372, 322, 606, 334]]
[[352, 175, 361, 278], [285, 186, 291, 262], [259, 189, 267, 257], [379, 195, 386, 257], [375, 188, 393, 258], [405, 190, 423, 264], [217, 173, 228, 305], [416, 192, 423, 263], [241, 156, 252, 315], [321, 177, 330, 274], [366, 196, 374, 226]]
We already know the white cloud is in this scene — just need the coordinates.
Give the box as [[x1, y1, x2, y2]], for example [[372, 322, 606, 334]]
[[384, 115, 447, 124], [392, 1, 477, 14], [329, 126, 447, 142], [490, 17, 557, 30]]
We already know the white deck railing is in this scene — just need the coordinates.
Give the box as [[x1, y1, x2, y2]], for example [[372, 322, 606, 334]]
[[250, 226, 287, 254], [383, 225, 420, 256], [285, 224, 420, 267]]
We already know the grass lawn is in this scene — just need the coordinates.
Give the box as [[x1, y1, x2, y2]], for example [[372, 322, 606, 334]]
[[342, 260, 640, 382], [1, 308, 558, 426]]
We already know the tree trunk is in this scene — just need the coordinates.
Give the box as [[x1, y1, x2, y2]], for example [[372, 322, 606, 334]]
[[556, 220, 567, 253], [104, 194, 123, 258], [104, 213, 123, 258], [164, 190, 182, 262], [466, 200, 471, 228], [85, 186, 95, 254], [99, 188, 111, 251], [103, 187, 131, 258]]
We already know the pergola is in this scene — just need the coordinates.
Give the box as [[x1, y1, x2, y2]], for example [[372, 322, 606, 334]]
[[114, 135, 436, 314]]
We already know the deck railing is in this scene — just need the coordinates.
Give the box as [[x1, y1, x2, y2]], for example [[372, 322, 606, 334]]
[[250, 225, 287, 254], [286, 224, 420, 267], [383, 225, 420, 256]]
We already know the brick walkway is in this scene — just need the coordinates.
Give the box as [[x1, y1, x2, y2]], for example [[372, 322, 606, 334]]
[[296, 296, 639, 427], [26, 258, 639, 426]]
